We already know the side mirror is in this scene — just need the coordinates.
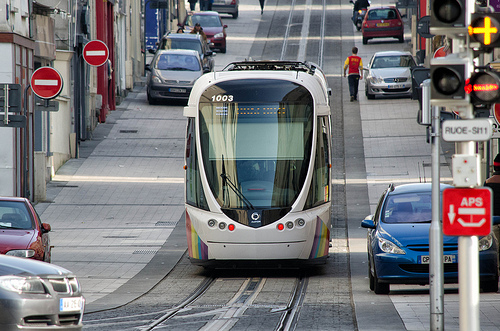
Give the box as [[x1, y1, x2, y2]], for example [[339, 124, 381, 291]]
[[349, 0, 354, 3], [224, 25, 228, 28], [145, 64, 151, 71], [361, 215, 375, 229], [41, 223, 51, 233], [148, 49, 155, 54], [203, 68, 211, 74]]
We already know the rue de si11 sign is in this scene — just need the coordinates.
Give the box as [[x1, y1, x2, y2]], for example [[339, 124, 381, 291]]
[[443, 187, 492, 236], [442, 119, 493, 141]]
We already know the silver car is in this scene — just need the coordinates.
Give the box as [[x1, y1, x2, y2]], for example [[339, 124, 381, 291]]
[[212, 0, 239, 18], [0, 255, 84, 330], [364, 51, 416, 99], [146, 49, 210, 105]]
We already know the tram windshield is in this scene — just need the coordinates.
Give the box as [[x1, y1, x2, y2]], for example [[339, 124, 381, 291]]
[[199, 79, 313, 210]]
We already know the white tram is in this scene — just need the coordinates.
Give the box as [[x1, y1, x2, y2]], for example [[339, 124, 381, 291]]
[[184, 61, 332, 267]]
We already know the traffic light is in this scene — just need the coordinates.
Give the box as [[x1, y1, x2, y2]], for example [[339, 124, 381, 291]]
[[430, 0, 467, 36], [469, 13, 500, 51], [430, 55, 472, 106], [465, 68, 500, 106]]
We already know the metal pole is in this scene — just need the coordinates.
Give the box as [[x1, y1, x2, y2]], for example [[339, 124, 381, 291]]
[[430, 105, 444, 330], [459, 235, 480, 331]]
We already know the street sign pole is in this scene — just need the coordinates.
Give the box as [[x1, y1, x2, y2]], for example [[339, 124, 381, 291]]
[[430, 104, 444, 330]]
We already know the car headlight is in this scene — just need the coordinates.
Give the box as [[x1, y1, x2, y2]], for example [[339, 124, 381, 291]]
[[151, 75, 162, 83], [378, 238, 405, 254], [214, 32, 224, 39], [479, 234, 493, 251], [369, 76, 384, 84], [6, 249, 35, 258], [0, 276, 46, 294]]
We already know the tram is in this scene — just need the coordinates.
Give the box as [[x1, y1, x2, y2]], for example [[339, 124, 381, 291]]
[[183, 61, 332, 267]]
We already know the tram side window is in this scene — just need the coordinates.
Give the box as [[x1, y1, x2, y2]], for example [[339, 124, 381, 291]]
[[305, 116, 330, 209], [185, 118, 209, 210]]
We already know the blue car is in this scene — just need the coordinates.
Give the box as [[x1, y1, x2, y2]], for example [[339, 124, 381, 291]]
[[362, 183, 499, 294]]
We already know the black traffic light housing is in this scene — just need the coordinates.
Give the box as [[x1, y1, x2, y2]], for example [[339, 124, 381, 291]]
[[430, 0, 467, 36], [466, 67, 500, 106], [469, 13, 500, 52], [430, 56, 471, 106]]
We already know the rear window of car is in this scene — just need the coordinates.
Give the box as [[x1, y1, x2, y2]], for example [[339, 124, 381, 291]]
[[371, 55, 416, 68], [187, 15, 222, 27], [367, 9, 399, 21], [161, 39, 203, 56], [382, 193, 432, 224]]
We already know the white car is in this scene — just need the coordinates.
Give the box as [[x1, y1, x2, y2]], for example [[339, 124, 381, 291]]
[[364, 51, 416, 99]]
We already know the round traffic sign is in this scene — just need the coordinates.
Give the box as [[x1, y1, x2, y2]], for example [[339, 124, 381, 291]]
[[30, 67, 63, 100], [83, 40, 109, 67]]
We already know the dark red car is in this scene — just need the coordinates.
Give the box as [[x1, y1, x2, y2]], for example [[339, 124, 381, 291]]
[[181, 11, 227, 53], [362, 6, 404, 45], [0, 197, 51, 262]]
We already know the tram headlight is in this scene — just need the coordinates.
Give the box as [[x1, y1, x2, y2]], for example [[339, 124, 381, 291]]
[[219, 222, 227, 230], [295, 218, 306, 227], [208, 219, 217, 228], [286, 221, 294, 229]]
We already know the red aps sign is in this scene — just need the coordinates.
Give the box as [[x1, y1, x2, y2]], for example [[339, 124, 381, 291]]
[[443, 187, 492, 236], [83, 40, 109, 67], [30, 67, 63, 100]]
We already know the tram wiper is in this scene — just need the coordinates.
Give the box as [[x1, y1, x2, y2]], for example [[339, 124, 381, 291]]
[[220, 155, 255, 209]]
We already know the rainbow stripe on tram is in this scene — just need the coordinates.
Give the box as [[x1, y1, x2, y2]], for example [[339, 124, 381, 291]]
[[185, 211, 208, 260], [309, 216, 330, 259]]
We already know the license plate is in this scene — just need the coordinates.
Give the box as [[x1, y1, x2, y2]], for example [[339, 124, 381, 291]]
[[388, 84, 404, 89], [169, 88, 186, 93], [419, 255, 456, 264], [60, 297, 84, 312], [376, 22, 390, 27]]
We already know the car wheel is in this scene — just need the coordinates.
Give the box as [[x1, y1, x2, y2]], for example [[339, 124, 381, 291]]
[[366, 89, 375, 100], [373, 268, 390, 294], [362, 37, 368, 45], [398, 35, 404, 43], [356, 22, 362, 31], [481, 278, 499, 293], [232, 12, 238, 18], [369, 259, 375, 291], [220, 47, 227, 54], [147, 92, 157, 105]]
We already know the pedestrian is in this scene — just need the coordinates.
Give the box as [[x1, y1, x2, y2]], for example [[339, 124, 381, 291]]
[[343, 46, 363, 102], [190, 23, 207, 41], [188, 0, 197, 11], [200, 0, 209, 10], [484, 153, 500, 216], [259, 0, 265, 14]]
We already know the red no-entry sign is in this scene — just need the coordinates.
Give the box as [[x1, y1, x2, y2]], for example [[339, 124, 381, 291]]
[[30, 67, 63, 100], [443, 187, 492, 236], [83, 40, 109, 67]]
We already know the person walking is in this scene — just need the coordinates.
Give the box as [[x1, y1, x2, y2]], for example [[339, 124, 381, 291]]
[[190, 23, 207, 41], [259, 0, 265, 14], [343, 46, 363, 102], [484, 154, 500, 216], [188, 0, 197, 11]]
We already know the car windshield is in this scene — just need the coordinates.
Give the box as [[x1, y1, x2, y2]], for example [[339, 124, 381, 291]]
[[371, 55, 415, 68], [0, 201, 34, 229], [161, 39, 203, 56], [187, 15, 222, 27], [367, 9, 398, 21], [155, 54, 200, 71], [382, 192, 432, 224]]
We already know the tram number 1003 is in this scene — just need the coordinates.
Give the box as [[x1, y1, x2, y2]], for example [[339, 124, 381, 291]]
[[211, 94, 234, 102]]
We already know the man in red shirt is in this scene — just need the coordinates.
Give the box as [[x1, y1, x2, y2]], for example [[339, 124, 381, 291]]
[[343, 47, 363, 102]]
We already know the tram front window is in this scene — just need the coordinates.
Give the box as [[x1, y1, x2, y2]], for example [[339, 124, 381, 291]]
[[199, 80, 313, 211]]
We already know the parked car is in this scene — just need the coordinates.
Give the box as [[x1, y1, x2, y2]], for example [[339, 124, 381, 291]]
[[212, 0, 239, 19], [0, 197, 51, 262], [155, 33, 215, 72], [362, 6, 404, 45], [364, 51, 416, 99], [0, 254, 84, 330], [361, 183, 499, 294], [181, 11, 227, 53], [146, 49, 209, 104]]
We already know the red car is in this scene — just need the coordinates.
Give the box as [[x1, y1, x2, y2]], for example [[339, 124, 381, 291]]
[[362, 6, 404, 45], [181, 11, 227, 53], [0, 197, 51, 262]]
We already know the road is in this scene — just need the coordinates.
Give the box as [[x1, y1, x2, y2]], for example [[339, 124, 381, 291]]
[[33, 0, 500, 330]]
